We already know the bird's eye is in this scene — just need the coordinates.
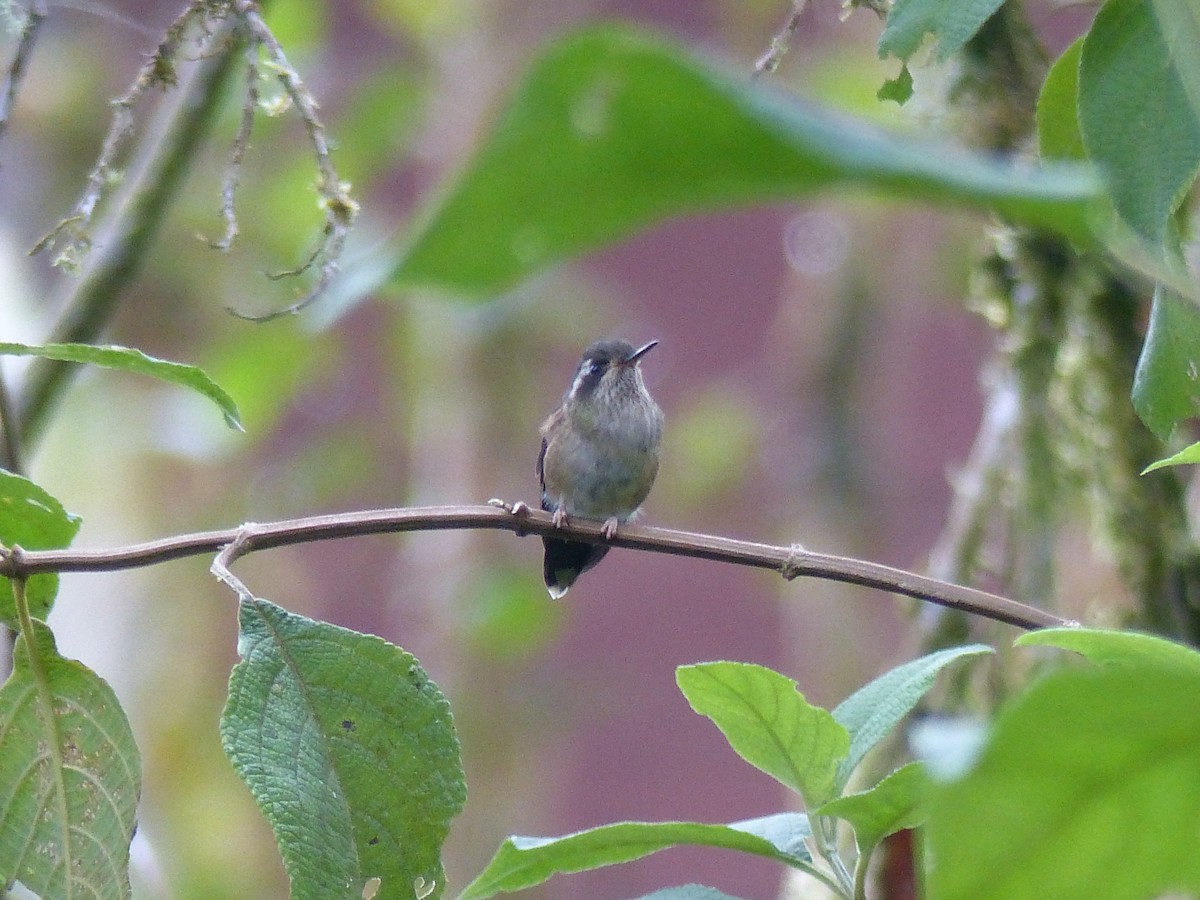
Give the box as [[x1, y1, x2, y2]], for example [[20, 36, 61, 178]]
[[588, 360, 606, 377]]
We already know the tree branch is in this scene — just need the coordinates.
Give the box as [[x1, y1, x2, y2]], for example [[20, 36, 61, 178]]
[[0, 502, 1072, 631]]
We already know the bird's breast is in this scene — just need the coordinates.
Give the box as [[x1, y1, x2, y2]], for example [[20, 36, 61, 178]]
[[542, 401, 663, 520]]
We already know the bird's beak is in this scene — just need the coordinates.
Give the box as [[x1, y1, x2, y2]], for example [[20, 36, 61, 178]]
[[623, 340, 659, 365]]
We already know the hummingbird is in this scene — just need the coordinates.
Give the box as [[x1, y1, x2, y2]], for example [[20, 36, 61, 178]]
[[537, 339, 664, 599]]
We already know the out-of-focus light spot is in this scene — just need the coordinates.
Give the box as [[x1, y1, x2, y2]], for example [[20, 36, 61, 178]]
[[782, 210, 850, 277]]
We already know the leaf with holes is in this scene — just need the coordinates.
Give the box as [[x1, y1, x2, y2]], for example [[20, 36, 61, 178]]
[[221, 597, 466, 899], [0, 620, 141, 899]]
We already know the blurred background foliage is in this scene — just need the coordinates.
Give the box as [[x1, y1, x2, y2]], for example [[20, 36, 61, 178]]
[[0, 0, 1160, 897]]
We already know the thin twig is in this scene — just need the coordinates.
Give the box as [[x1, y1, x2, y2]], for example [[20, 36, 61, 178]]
[[225, 0, 357, 320], [753, 0, 808, 79], [0, 0, 46, 146], [29, 0, 210, 270], [0, 502, 1073, 631], [208, 41, 259, 251]]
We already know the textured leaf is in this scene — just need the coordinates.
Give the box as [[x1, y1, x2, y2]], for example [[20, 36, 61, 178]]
[[461, 813, 810, 900], [926, 665, 1200, 900], [1079, 0, 1200, 245], [0, 342, 242, 431], [391, 26, 1101, 298], [878, 0, 1006, 63], [815, 763, 928, 856], [1016, 626, 1200, 675], [221, 598, 466, 900], [0, 471, 81, 628], [1132, 285, 1200, 440], [832, 645, 992, 789], [677, 662, 848, 806], [0, 620, 141, 899]]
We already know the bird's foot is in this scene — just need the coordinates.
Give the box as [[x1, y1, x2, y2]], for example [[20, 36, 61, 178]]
[[488, 498, 530, 517], [602, 516, 620, 540], [551, 507, 569, 529]]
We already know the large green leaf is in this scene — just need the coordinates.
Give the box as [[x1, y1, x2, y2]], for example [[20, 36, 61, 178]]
[[926, 664, 1200, 900], [832, 645, 992, 789], [878, 0, 1006, 63], [676, 661, 848, 807], [0, 342, 242, 431], [0, 470, 82, 628], [1079, 0, 1200, 246], [0, 620, 141, 899], [221, 598, 466, 900], [460, 813, 811, 900], [391, 26, 1101, 298], [1132, 285, 1200, 441], [1016, 626, 1200, 674]]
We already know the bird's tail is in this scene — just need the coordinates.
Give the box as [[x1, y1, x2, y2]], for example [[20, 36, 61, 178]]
[[542, 537, 610, 599]]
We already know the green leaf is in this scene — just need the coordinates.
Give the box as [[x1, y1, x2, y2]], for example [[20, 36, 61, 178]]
[[926, 665, 1200, 900], [832, 645, 992, 789], [1079, 0, 1200, 245], [221, 598, 466, 900], [460, 813, 811, 900], [1142, 440, 1200, 473], [0, 471, 82, 628], [1037, 38, 1086, 161], [0, 342, 243, 431], [878, 0, 1006, 63], [634, 887, 746, 900], [391, 25, 1101, 298], [815, 763, 928, 857], [1132, 285, 1200, 440], [1015, 626, 1200, 675], [0, 620, 141, 899], [876, 64, 914, 105], [676, 661, 848, 807]]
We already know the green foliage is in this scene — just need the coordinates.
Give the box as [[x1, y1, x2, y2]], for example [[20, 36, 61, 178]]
[[0, 342, 243, 432], [816, 763, 928, 855], [831, 644, 992, 789], [0, 471, 81, 628], [926, 646, 1200, 900], [878, 0, 1007, 63], [468, 650, 988, 897], [391, 25, 1101, 298], [221, 597, 466, 900], [0, 620, 141, 899], [677, 661, 848, 807], [7, 0, 1200, 897], [1078, 0, 1200, 247], [1132, 286, 1200, 446], [1015, 625, 1200, 672], [1037, 39, 1085, 161], [460, 815, 811, 900]]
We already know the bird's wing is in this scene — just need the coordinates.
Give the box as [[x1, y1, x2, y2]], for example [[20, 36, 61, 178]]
[[537, 407, 562, 509]]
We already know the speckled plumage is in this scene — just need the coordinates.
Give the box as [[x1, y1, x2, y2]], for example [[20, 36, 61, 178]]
[[538, 340, 664, 598]]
